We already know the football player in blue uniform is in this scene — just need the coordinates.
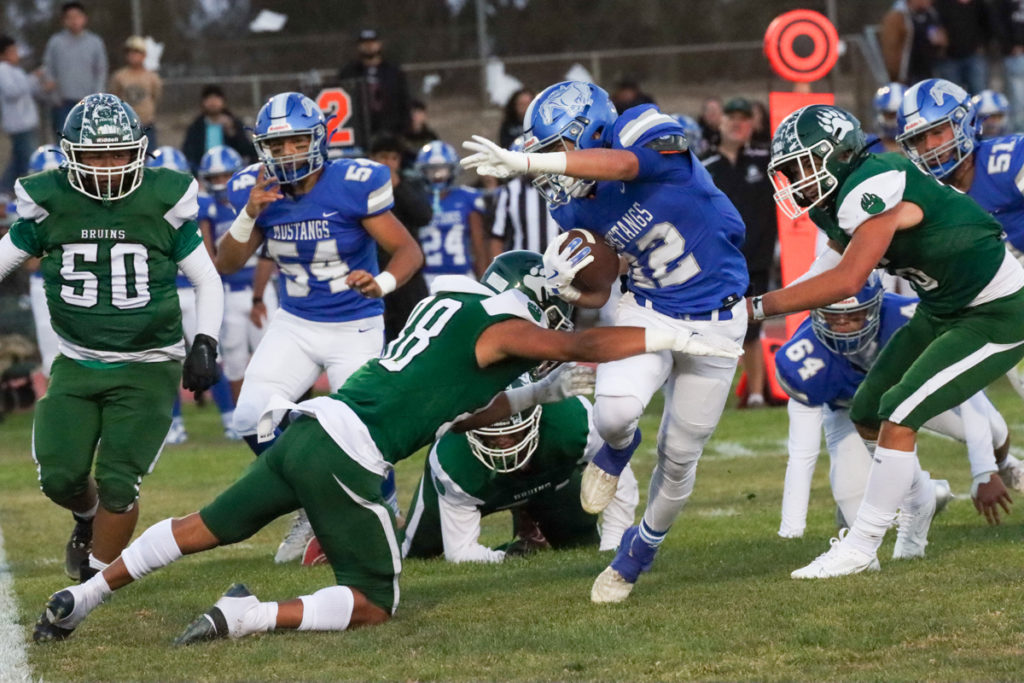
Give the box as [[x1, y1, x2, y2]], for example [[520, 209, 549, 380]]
[[215, 92, 423, 562], [775, 275, 1018, 544], [866, 83, 906, 154], [972, 89, 1010, 138], [146, 146, 238, 443], [414, 141, 488, 285], [896, 78, 1024, 398], [461, 80, 749, 603]]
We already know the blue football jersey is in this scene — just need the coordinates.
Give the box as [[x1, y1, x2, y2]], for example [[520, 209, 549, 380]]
[[200, 191, 254, 290], [549, 105, 749, 315], [775, 294, 918, 410], [968, 135, 1024, 251], [227, 159, 394, 322], [419, 186, 485, 275]]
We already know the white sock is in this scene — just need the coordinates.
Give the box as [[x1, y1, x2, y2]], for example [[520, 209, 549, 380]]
[[221, 411, 234, 428], [846, 446, 917, 555], [240, 602, 278, 635], [73, 500, 99, 521], [904, 466, 932, 512], [298, 586, 354, 631], [87, 553, 110, 572], [120, 519, 183, 580]]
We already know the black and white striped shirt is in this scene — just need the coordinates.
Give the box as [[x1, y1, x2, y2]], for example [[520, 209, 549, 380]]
[[491, 178, 562, 254]]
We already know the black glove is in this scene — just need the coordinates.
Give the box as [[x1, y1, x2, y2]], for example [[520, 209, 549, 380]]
[[183, 333, 219, 392]]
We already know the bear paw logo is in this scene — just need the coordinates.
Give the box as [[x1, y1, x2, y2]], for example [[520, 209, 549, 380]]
[[815, 108, 855, 142], [860, 192, 885, 215]]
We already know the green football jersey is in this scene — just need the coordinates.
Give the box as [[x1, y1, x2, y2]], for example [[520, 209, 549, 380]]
[[431, 396, 592, 514], [334, 286, 541, 464], [8, 168, 203, 360], [810, 153, 1006, 315]]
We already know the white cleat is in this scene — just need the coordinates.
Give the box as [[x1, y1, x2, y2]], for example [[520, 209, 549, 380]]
[[998, 454, 1024, 493], [591, 567, 635, 604], [893, 478, 945, 560], [581, 462, 619, 514], [165, 419, 188, 445], [791, 530, 880, 579], [275, 510, 314, 564]]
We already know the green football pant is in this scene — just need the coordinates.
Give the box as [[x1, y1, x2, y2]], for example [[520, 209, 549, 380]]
[[33, 356, 180, 512], [851, 289, 1024, 431], [199, 417, 401, 613]]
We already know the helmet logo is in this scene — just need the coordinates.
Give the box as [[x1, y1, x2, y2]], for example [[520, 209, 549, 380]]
[[521, 266, 548, 304], [815, 108, 854, 141], [929, 80, 966, 107], [539, 82, 592, 125], [860, 192, 885, 215]]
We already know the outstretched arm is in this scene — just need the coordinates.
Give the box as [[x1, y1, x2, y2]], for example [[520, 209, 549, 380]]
[[461, 135, 639, 181]]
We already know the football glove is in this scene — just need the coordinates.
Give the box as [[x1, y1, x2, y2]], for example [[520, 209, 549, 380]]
[[542, 233, 593, 303], [183, 333, 220, 392], [533, 362, 595, 403], [460, 135, 529, 178], [673, 330, 744, 359]]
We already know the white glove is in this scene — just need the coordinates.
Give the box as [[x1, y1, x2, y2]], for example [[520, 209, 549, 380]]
[[505, 363, 596, 414], [461, 135, 529, 179], [673, 330, 744, 358], [542, 233, 593, 303]]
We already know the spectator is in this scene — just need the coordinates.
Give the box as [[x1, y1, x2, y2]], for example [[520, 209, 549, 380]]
[[402, 99, 438, 167], [108, 36, 162, 149], [0, 36, 43, 193], [750, 100, 771, 149], [698, 96, 723, 154], [42, 2, 107, 138], [880, 0, 947, 85], [181, 84, 255, 171], [610, 77, 655, 113], [933, 0, 991, 94], [701, 97, 777, 407], [995, 0, 1024, 131], [368, 134, 431, 342], [498, 88, 535, 150], [338, 29, 411, 137]]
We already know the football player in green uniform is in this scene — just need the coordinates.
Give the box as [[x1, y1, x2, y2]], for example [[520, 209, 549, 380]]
[[750, 104, 1024, 578], [401, 368, 638, 563], [0, 93, 224, 583], [32, 250, 740, 645]]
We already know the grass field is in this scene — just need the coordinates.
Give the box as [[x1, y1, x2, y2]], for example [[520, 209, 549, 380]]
[[2, 380, 1023, 682]]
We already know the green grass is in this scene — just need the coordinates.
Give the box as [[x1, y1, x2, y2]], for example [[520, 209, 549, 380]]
[[3, 381, 1023, 682]]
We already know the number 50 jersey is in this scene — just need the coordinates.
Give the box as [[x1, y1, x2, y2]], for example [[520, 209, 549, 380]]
[[227, 158, 394, 323]]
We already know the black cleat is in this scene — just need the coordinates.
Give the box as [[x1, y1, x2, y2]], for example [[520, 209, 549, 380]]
[[173, 583, 252, 646], [78, 560, 98, 583], [33, 590, 78, 643], [65, 518, 93, 581]]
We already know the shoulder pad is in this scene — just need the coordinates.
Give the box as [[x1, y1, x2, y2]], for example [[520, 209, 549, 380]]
[[644, 135, 689, 153], [150, 167, 196, 207]]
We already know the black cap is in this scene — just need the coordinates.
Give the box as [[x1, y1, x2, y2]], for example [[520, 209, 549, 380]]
[[723, 97, 753, 116], [358, 29, 379, 42]]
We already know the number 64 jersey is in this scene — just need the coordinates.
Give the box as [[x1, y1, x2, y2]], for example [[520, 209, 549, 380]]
[[227, 158, 394, 323]]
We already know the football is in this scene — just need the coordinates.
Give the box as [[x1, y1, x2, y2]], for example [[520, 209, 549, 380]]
[[562, 228, 620, 294]]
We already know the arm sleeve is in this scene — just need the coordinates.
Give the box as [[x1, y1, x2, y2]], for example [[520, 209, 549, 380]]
[[0, 233, 33, 281], [178, 246, 224, 341], [779, 399, 823, 536], [923, 394, 999, 479], [436, 492, 505, 563]]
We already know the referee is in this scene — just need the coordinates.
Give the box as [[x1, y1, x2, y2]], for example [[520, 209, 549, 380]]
[[489, 175, 562, 258], [702, 96, 777, 407]]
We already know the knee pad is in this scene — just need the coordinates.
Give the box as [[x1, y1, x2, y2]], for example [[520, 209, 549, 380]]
[[39, 470, 89, 507], [95, 477, 138, 513], [594, 395, 645, 449]]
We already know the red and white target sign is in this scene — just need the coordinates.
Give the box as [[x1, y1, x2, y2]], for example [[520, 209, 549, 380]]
[[764, 9, 839, 84]]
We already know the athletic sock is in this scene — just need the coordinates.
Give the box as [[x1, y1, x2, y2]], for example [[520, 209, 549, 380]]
[[592, 429, 642, 477], [846, 445, 917, 556], [210, 373, 235, 414]]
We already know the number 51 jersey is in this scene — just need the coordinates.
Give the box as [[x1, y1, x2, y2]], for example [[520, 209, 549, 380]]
[[227, 158, 394, 323], [8, 167, 203, 361]]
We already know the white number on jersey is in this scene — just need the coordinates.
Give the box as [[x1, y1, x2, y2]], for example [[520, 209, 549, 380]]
[[891, 266, 938, 291], [987, 140, 1016, 174], [266, 239, 351, 297], [629, 221, 701, 289], [344, 160, 375, 182], [60, 242, 151, 310], [380, 297, 462, 371], [784, 337, 825, 380], [419, 224, 468, 268]]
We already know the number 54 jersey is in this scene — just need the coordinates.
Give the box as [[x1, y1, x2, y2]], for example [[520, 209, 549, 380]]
[[775, 293, 917, 410], [227, 158, 394, 323], [549, 104, 749, 315], [8, 167, 203, 361]]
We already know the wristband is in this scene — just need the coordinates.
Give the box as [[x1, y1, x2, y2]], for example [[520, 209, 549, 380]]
[[750, 295, 766, 321], [228, 210, 256, 243], [644, 327, 677, 353], [505, 384, 539, 415], [525, 151, 568, 175], [374, 271, 397, 295], [252, 296, 263, 304]]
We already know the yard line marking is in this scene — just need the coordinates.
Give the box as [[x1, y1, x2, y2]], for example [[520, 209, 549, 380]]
[[0, 524, 32, 683]]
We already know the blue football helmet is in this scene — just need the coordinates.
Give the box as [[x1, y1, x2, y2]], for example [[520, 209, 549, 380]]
[[415, 140, 460, 192], [522, 81, 618, 205], [896, 78, 977, 179], [971, 89, 1010, 138], [671, 113, 705, 156], [146, 145, 190, 173], [27, 144, 66, 174], [199, 145, 244, 193], [872, 82, 906, 139], [253, 91, 328, 184], [811, 273, 884, 357]]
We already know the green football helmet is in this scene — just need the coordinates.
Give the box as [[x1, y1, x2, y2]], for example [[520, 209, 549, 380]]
[[768, 104, 866, 219], [467, 373, 542, 473], [60, 93, 149, 201]]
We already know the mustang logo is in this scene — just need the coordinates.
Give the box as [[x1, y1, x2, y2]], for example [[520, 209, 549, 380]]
[[929, 80, 966, 107], [538, 82, 592, 126], [815, 108, 855, 142]]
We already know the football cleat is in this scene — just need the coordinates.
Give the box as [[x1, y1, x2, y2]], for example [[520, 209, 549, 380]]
[[65, 518, 93, 580], [33, 589, 83, 643], [580, 462, 619, 514], [791, 529, 880, 579], [275, 509, 314, 563], [301, 536, 327, 566], [165, 419, 188, 445], [998, 453, 1024, 492], [591, 526, 658, 603], [174, 583, 256, 646], [893, 478, 948, 560]]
